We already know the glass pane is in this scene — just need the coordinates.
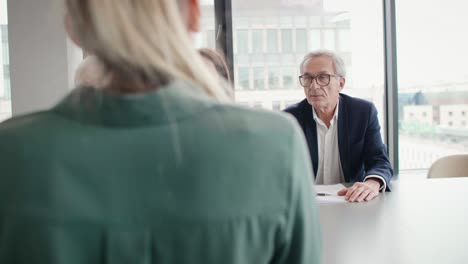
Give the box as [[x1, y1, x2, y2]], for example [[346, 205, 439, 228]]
[[323, 29, 335, 50], [0, 0, 11, 122], [267, 29, 278, 53], [282, 67, 296, 89], [195, 0, 215, 49], [396, 0, 468, 170], [232, 0, 385, 130], [337, 29, 351, 52], [252, 29, 263, 54], [281, 29, 293, 53], [309, 29, 321, 51], [253, 67, 265, 90], [237, 67, 250, 90], [237, 30, 248, 54], [236, 67, 250, 90], [296, 29, 307, 53], [268, 67, 281, 90]]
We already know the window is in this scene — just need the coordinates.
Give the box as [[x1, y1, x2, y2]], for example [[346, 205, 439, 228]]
[[237, 30, 248, 54], [267, 29, 278, 53], [309, 29, 321, 51], [252, 30, 263, 54], [237, 67, 250, 90], [338, 29, 351, 52], [0, 1, 11, 122], [282, 67, 296, 89], [253, 67, 265, 90], [296, 29, 307, 53], [268, 67, 280, 90], [396, 0, 468, 170], [281, 29, 293, 53], [323, 29, 335, 50]]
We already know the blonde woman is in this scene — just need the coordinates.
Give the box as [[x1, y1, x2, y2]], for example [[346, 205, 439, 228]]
[[0, 1, 321, 263]]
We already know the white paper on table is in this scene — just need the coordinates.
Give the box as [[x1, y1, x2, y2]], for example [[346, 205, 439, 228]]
[[314, 184, 347, 204]]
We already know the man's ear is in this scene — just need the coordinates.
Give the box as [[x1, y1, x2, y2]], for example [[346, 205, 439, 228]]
[[64, 14, 81, 48], [186, 0, 201, 33], [339, 77, 346, 91]]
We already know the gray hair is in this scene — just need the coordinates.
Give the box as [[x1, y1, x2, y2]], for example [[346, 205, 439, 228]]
[[300, 50, 346, 78]]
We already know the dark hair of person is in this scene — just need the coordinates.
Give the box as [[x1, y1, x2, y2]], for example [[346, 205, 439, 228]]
[[198, 48, 231, 83]]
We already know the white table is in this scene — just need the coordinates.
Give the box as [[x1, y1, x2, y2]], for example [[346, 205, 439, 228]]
[[318, 177, 468, 264]]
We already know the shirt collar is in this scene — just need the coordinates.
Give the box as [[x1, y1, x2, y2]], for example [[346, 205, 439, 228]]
[[311, 97, 340, 124], [53, 80, 218, 127]]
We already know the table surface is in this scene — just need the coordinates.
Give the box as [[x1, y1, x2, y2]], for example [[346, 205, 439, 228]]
[[318, 176, 468, 264]]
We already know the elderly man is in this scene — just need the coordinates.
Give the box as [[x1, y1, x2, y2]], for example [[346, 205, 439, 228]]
[[285, 50, 393, 202]]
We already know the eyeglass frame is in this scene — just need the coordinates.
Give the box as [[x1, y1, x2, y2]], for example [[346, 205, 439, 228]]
[[298, 73, 342, 87]]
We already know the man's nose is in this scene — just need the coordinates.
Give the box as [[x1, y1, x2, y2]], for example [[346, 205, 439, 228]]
[[310, 79, 320, 89]]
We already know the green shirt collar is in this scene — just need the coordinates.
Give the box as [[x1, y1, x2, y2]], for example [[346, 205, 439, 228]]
[[53, 80, 217, 127]]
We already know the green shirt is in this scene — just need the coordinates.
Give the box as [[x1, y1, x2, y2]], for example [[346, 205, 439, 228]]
[[0, 81, 321, 264]]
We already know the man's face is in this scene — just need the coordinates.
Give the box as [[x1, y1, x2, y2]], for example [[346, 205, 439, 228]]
[[301, 56, 345, 110]]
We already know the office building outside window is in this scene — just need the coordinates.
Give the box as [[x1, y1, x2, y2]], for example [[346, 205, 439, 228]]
[[237, 67, 250, 90], [309, 29, 321, 51], [236, 30, 249, 54], [281, 29, 293, 53], [253, 67, 265, 90], [252, 30, 263, 54], [396, 0, 468, 170], [296, 29, 307, 54], [267, 29, 278, 53], [268, 67, 280, 90]]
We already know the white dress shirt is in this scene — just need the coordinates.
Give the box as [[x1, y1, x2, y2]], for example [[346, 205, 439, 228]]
[[312, 100, 386, 191]]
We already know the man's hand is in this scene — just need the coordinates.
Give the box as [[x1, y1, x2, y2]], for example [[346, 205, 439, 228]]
[[337, 179, 380, 202]]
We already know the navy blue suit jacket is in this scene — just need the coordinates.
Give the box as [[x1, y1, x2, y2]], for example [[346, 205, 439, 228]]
[[284, 94, 393, 191]]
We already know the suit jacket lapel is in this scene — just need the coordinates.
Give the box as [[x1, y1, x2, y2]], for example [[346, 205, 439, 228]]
[[303, 102, 319, 178], [337, 95, 349, 182]]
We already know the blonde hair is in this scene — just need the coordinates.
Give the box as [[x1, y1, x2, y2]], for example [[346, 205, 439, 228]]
[[64, 0, 228, 100]]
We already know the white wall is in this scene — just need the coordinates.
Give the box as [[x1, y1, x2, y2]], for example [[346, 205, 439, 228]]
[[8, 0, 82, 116]]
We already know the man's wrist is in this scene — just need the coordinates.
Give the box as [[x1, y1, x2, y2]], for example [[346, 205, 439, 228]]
[[364, 175, 387, 192], [364, 178, 381, 191]]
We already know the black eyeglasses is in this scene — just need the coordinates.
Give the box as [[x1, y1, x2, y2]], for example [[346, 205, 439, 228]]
[[298, 73, 341, 87]]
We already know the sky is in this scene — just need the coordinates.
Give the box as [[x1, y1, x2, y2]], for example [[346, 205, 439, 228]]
[[324, 0, 468, 88], [395, 1, 468, 87]]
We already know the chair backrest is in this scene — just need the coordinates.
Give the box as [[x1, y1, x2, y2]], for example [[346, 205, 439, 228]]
[[427, 154, 468, 178]]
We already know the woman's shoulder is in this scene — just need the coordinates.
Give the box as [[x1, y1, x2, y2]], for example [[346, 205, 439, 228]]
[[0, 110, 55, 131], [0, 110, 64, 143], [216, 104, 296, 130], [205, 103, 303, 141]]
